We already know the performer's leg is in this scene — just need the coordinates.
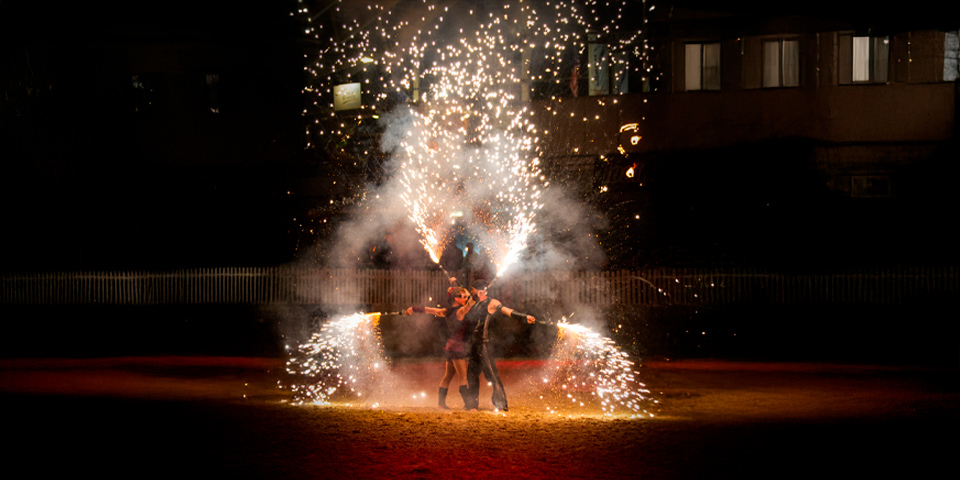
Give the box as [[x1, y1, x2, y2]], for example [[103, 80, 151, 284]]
[[440, 360, 455, 389], [452, 358, 468, 388], [481, 354, 494, 383], [466, 347, 482, 411], [437, 360, 456, 409], [438, 387, 449, 409], [459, 384, 471, 410], [481, 345, 508, 411], [451, 358, 468, 409]]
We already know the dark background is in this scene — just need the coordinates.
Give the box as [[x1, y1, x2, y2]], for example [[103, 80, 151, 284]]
[[3, 1, 958, 271], [2, 1, 957, 366], [2, 1, 305, 270]]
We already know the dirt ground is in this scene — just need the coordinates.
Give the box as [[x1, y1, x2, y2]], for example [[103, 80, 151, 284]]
[[2, 356, 958, 479]]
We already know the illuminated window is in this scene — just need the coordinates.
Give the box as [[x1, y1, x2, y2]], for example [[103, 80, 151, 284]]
[[762, 39, 800, 87], [685, 42, 721, 91], [852, 36, 889, 83], [945, 31, 959, 82]]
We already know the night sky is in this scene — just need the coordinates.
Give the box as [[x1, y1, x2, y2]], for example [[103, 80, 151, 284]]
[[2, 1, 305, 270]]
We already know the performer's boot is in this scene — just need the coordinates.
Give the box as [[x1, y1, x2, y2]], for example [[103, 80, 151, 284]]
[[468, 384, 481, 411], [492, 380, 508, 411], [437, 387, 450, 409], [459, 385, 473, 411]]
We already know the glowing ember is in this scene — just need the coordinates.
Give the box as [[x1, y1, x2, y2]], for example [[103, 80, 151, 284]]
[[534, 319, 655, 417], [283, 313, 395, 405]]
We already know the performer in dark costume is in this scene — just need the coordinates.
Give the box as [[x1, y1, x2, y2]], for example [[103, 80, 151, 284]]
[[404, 286, 475, 409], [463, 280, 536, 412]]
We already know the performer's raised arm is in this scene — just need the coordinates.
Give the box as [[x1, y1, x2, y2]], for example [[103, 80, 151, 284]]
[[404, 306, 448, 317]]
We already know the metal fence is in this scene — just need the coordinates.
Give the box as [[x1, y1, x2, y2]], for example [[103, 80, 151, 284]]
[[2, 266, 957, 309]]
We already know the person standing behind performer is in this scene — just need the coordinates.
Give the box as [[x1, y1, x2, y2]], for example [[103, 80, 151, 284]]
[[463, 280, 536, 412], [404, 286, 475, 409], [461, 242, 478, 286], [438, 239, 463, 282]]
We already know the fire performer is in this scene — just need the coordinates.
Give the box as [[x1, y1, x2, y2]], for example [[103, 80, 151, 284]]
[[463, 280, 536, 411], [404, 286, 476, 409]]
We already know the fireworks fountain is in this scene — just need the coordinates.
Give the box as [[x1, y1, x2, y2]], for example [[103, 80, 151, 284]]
[[284, 311, 657, 416], [284, 1, 658, 414], [534, 318, 655, 417], [298, 0, 653, 275], [284, 312, 396, 406]]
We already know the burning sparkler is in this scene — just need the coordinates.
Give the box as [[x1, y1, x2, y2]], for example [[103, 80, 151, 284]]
[[283, 310, 655, 416], [534, 318, 655, 417], [284, 312, 396, 406]]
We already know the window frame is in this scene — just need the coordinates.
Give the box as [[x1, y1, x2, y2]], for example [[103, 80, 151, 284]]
[[761, 37, 800, 88], [684, 41, 722, 91], [944, 30, 959, 82], [851, 35, 889, 84]]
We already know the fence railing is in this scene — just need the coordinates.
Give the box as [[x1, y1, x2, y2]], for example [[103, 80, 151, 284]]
[[2, 266, 957, 309]]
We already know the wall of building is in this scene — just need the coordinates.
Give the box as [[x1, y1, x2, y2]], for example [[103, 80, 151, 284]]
[[532, 26, 956, 199], [534, 82, 954, 154]]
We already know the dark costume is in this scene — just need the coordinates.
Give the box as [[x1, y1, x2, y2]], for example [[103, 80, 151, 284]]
[[462, 247, 479, 286], [439, 243, 464, 280], [464, 297, 508, 411]]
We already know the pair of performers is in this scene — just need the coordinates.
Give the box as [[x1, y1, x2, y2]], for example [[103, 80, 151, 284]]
[[404, 280, 535, 411]]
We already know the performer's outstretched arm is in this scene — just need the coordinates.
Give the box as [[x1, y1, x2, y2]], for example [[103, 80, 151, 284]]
[[494, 302, 535, 324], [404, 306, 448, 317]]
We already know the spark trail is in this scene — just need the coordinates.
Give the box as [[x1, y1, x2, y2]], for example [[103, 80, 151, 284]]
[[534, 319, 655, 417], [284, 313, 395, 406]]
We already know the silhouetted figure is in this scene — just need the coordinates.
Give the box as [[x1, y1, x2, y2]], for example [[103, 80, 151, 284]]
[[462, 242, 478, 286], [439, 240, 463, 278]]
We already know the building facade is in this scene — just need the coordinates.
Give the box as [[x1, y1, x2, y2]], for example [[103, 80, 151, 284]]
[[534, 5, 958, 199]]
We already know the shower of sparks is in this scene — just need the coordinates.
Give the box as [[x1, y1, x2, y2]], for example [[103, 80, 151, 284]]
[[396, 103, 543, 277], [534, 318, 655, 417], [283, 312, 395, 406], [297, 0, 654, 276]]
